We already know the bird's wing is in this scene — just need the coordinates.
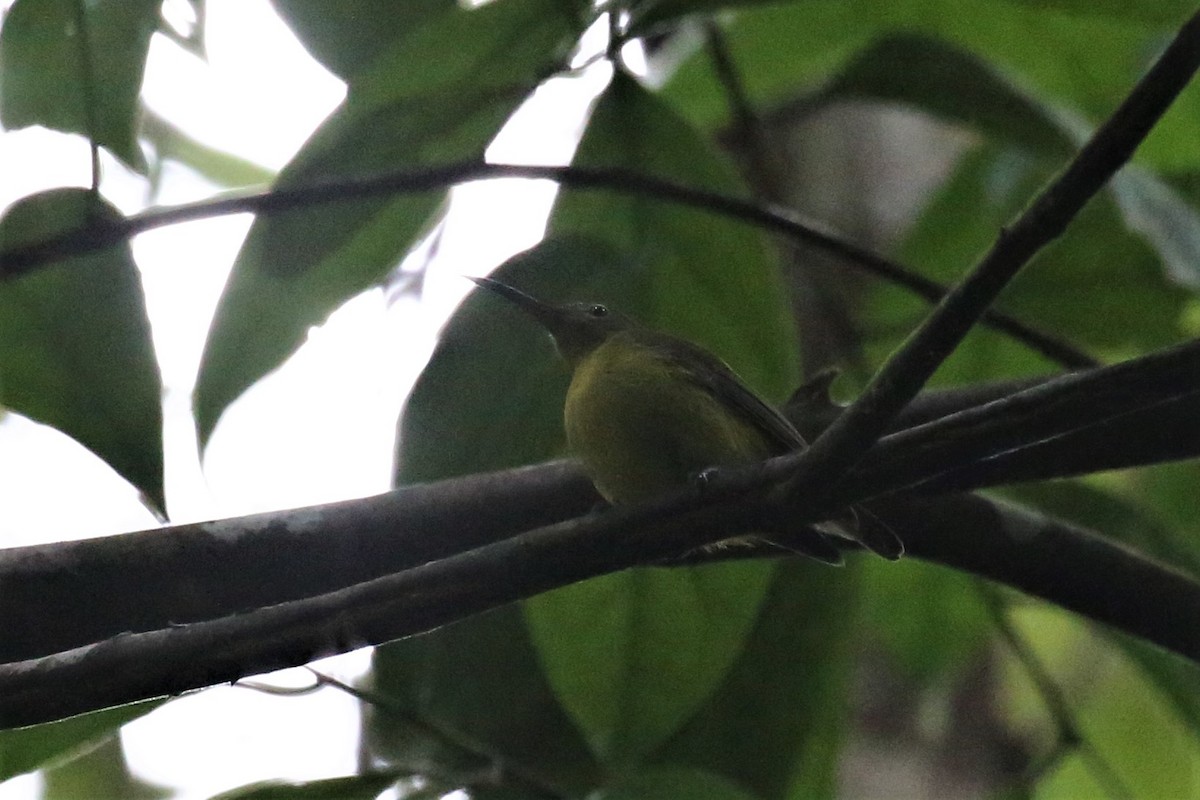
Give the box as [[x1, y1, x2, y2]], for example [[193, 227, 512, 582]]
[[649, 334, 806, 453], [652, 334, 905, 561]]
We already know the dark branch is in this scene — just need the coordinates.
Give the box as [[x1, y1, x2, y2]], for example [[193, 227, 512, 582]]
[[775, 12, 1200, 495], [0, 159, 1091, 368], [2, 489, 1197, 729], [3, 344, 1197, 665]]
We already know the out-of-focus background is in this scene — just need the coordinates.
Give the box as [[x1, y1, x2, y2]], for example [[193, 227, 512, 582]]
[[2, 1, 1199, 798]]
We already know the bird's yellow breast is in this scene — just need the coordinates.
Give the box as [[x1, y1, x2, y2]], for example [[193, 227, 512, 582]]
[[564, 331, 775, 504]]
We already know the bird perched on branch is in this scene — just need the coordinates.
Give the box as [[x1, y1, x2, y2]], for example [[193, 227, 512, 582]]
[[470, 276, 902, 563]]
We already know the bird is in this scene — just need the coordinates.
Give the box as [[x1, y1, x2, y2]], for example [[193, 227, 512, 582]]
[[469, 276, 903, 563]]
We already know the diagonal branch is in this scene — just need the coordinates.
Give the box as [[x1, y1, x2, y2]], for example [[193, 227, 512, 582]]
[[773, 11, 1200, 496]]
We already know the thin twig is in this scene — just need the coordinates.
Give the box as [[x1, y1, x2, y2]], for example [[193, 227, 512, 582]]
[[980, 586, 1135, 800], [71, 0, 102, 192], [307, 669, 566, 799], [0, 159, 1093, 368]]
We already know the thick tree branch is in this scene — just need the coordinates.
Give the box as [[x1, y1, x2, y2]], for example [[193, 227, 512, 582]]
[[3, 342, 1197, 665], [2, 489, 1197, 729]]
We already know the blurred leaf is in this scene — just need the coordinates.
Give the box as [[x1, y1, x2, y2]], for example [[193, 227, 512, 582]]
[[209, 771, 405, 800], [194, 0, 578, 445], [142, 109, 275, 189], [525, 561, 776, 765], [663, 3, 1200, 170], [0, 700, 161, 782], [885, 145, 1188, 380], [520, 72, 796, 766], [587, 765, 761, 800], [548, 73, 797, 398], [861, 558, 990, 684], [41, 736, 170, 800], [1006, 481, 1200, 579], [0, 189, 164, 514], [269, 0, 448, 82], [365, 606, 600, 796], [822, 34, 1076, 158], [656, 561, 858, 800], [628, 0, 799, 36], [380, 238, 628, 795], [0, 0, 158, 170], [1002, 0, 1198, 26], [1108, 633, 1200, 739], [1000, 607, 1200, 800], [825, 33, 1200, 291]]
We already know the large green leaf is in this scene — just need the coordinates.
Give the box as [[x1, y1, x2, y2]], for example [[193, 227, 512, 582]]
[[1000, 607, 1200, 799], [269, 0, 448, 82], [632, 0, 1195, 35], [365, 606, 601, 796], [860, 557, 991, 684], [0, 0, 159, 170], [662, 2, 1200, 171], [823, 33, 1200, 290], [0, 700, 161, 782], [40, 736, 169, 800], [884, 145, 1188, 378], [654, 561, 858, 800], [0, 189, 164, 514], [194, 0, 579, 445], [521, 72, 797, 766], [526, 561, 777, 766]]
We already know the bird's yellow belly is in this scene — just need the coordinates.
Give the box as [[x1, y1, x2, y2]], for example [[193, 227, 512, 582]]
[[564, 338, 773, 504]]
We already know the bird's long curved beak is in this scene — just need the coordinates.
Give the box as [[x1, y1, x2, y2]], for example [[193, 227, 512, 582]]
[[469, 276, 565, 335]]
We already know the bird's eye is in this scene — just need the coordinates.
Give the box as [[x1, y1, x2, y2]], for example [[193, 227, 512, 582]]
[[589, 304, 608, 318]]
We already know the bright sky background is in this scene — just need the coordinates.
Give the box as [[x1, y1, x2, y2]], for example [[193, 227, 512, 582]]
[[0, 2, 610, 797]]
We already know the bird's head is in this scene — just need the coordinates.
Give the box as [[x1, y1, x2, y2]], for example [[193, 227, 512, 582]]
[[470, 276, 633, 365]]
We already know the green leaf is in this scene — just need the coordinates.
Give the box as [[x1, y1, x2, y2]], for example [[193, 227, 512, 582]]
[[41, 736, 170, 800], [1006, 481, 1200, 580], [1002, 0, 1198, 27], [365, 607, 600, 796], [0, 700, 161, 782], [209, 771, 405, 800], [1000, 607, 1200, 800], [628, 0, 795, 35], [861, 558, 990, 684], [887, 145, 1188, 376], [269, 0, 448, 82], [654, 561, 858, 800], [526, 561, 777, 765], [1108, 633, 1200, 740], [515, 72, 797, 766], [823, 33, 1200, 290], [0, 0, 159, 170], [193, 0, 579, 445], [0, 189, 164, 514], [547, 73, 797, 399], [663, 3, 1200, 170], [587, 765, 761, 800]]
